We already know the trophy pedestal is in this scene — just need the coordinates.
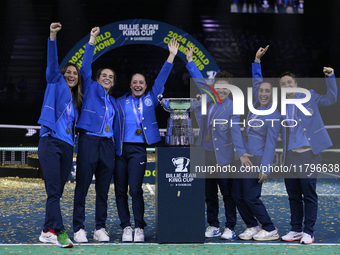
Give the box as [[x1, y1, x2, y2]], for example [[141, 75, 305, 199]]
[[155, 146, 205, 243]]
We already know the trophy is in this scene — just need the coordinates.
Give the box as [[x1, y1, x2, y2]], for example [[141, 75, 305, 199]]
[[159, 96, 199, 146]]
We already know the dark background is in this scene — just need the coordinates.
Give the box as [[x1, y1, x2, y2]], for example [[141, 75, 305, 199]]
[[0, 0, 339, 137]]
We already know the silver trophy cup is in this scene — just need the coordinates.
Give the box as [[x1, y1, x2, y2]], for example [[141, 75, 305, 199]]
[[160, 97, 199, 146]]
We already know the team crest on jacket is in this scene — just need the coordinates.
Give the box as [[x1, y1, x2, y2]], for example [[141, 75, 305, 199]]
[[219, 123, 228, 131], [144, 97, 152, 106], [307, 107, 314, 115], [250, 120, 262, 131]]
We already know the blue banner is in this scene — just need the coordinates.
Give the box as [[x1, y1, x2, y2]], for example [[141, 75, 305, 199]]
[[61, 19, 220, 77]]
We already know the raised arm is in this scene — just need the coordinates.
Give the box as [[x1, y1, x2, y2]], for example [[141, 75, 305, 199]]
[[46, 22, 62, 83], [323, 67, 337, 104], [312, 67, 337, 107], [252, 45, 269, 101], [185, 46, 201, 79], [89, 27, 99, 46], [254, 45, 269, 63], [81, 27, 100, 92], [185, 45, 207, 89], [49, 22, 61, 41], [150, 39, 177, 102]]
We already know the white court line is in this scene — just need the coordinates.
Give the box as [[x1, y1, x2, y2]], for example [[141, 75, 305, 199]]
[[0, 242, 339, 246], [325, 125, 340, 129], [261, 193, 340, 197], [143, 185, 340, 197], [315, 194, 340, 196], [144, 193, 340, 197], [318, 172, 340, 178], [0, 124, 41, 129], [203, 242, 340, 246]]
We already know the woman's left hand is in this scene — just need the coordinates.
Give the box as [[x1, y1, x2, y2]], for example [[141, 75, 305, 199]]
[[258, 172, 268, 183]]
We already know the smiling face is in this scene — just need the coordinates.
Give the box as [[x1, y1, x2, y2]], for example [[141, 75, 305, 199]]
[[280, 75, 298, 98], [258, 82, 272, 108], [63, 65, 79, 88], [130, 73, 147, 97], [97, 69, 114, 91], [214, 80, 230, 102]]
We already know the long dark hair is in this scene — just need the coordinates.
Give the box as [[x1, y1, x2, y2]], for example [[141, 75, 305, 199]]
[[60, 63, 83, 109]]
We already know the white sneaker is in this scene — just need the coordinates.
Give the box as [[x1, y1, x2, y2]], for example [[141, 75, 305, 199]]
[[300, 232, 314, 244], [253, 228, 279, 241], [39, 228, 57, 243], [238, 226, 261, 240], [205, 226, 221, 237], [281, 231, 303, 242], [220, 228, 236, 240], [93, 228, 110, 242], [122, 226, 133, 242], [134, 228, 145, 242], [74, 229, 88, 243]]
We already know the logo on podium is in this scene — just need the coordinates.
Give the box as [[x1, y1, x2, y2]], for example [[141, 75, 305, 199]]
[[172, 157, 190, 172]]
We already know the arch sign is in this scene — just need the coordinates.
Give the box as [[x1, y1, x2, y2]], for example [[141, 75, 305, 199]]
[[61, 19, 220, 78]]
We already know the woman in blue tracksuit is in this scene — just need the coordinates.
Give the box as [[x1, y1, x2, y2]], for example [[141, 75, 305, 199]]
[[38, 22, 82, 248], [279, 65, 337, 244], [73, 26, 120, 243], [232, 46, 281, 241], [185, 46, 253, 240], [114, 39, 178, 243]]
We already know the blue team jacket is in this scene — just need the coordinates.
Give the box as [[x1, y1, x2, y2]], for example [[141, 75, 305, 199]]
[[280, 76, 337, 163], [248, 62, 281, 173], [253, 62, 337, 164], [76, 43, 121, 147], [186, 61, 247, 165], [38, 39, 77, 135], [116, 61, 173, 156]]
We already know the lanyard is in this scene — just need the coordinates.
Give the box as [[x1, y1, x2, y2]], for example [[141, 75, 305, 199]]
[[245, 111, 259, 136], [66, 102, 73, 127], [131, 96, 143, 127], [105, 94, 115, 124], [244, 104, 270, 139], [206, 103, 220, 133], [286, 104, 296, 139], [245, 104, 266, 136]]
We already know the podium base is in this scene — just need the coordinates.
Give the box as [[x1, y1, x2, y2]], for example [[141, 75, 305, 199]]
[[155, 146, 205, 243]]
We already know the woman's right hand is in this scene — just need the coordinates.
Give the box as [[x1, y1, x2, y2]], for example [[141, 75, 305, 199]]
[[50, 22, 62, 33], [91, 27, 100, 37], [50, 22, 61, 41], [255, 45, 269, 63], [89, 27, 100, 45]]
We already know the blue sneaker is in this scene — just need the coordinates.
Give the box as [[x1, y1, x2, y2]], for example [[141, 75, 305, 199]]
[[205, 226, 221, 237], [221, 228, 236, 240]]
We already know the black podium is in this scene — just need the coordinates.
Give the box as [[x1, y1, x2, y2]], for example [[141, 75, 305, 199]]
[[155, 146, 205, 243]]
